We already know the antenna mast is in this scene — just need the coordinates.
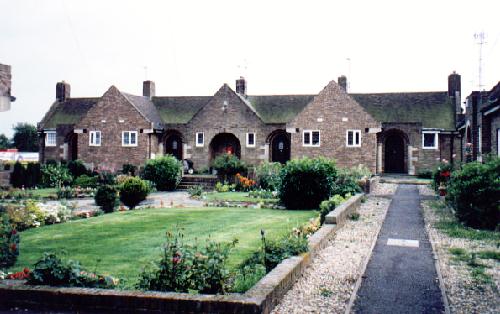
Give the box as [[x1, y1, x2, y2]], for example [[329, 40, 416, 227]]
[[474, 32, 486, 90]]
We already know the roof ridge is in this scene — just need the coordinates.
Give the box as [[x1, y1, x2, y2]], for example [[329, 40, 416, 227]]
[[118, 90, 154, 124]]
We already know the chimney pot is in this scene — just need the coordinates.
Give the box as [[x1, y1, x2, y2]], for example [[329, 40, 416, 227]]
[[236, 76, 246, 97], [143, 80, 155, 98], [338, 75, 347, 92], [56, 81, 71, 102]]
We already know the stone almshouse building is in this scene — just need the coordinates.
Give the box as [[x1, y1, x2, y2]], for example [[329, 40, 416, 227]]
[[38, 74, 461, 174]]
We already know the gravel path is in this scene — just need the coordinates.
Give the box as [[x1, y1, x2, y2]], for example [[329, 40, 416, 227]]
[[272, 187, 393, 314], [421, 185, 500, 314]]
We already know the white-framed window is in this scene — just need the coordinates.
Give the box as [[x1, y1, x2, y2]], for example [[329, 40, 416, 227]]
[[45, 131, 56, 147], [422, 131, 439, 149], [122, 131, 138, 147], [303, 130, 320, 147], [195, 132, 204, 147], [89, 131, 101, 146], [346, 130, 361, 147], [246, 132, 256, 147]]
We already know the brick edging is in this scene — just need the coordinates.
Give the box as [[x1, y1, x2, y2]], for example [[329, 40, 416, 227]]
[[0, 195, 363, 314]]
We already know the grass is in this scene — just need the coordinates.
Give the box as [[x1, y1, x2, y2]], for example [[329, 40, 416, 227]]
[[204, 192, 278, 203], [30, 188, 58, 198], [447, 247, 495, 284], [10, 206, 315, 288], [428, 200, 500, 242]]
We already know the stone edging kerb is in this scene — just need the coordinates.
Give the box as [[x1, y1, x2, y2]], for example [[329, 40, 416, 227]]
[[0, 194, 364, 314]]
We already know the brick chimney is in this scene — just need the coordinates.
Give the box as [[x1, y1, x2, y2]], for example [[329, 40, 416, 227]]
[[143, 80, 155, 98], [56, 81, 70, 102], [448, 71, 461, 114], [338, 75, 347, 92], [236, 76, 246, 97]]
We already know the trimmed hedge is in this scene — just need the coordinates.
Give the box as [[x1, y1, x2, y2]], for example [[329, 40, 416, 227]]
[[446, 158, 500, 230], [119, 177, 150, 209], [142, 156, 182, 191], [279, 157, 337, 210]]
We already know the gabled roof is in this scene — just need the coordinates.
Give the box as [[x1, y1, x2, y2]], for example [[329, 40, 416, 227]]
[[120, 92, 163, 128], [39, 98, 98, 129], [351, 92, 455, 130], [152, 96, 212, 124], [247, 95, 315, 124]]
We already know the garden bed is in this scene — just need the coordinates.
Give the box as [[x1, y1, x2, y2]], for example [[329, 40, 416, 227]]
[[0, 196, 363, 313]]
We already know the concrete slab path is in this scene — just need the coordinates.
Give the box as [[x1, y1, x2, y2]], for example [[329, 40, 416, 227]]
[[353, 185, 445, 314]]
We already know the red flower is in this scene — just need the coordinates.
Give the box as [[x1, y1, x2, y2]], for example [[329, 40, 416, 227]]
[[10, 243, 17, 251], [11, 229, 17, 235]]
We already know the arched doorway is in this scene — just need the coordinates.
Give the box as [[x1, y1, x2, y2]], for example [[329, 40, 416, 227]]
[[268, 130, 290, 164], [65, 133, 78, 161], [384, 129, 407, 173], [164, 131, 183, 160], [209, 133, 241, 161]]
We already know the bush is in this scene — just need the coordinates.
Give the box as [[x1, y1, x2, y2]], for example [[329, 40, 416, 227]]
[[279, 157, 337, 209], [27, 252, 117, 288], [122, 163, 137, 176], [235, 173, 256, 191], [96, 171, 116, 185], [215, 182, 235, 192], [187, 185, 204, 198], [446, 158, 500, 230], [212, 154, 247, 182], [0, 211, 19, 268], [67, 160, 90, 179], [6, 201, 45, 231], [10, 162, 26, 188], [119, 177, 150, 209], [255, 162, 282, 191], [231, 264, 266, 293], [417, 170, 433, 179], [41, 163, 72, 188], [72, 175, 98, 188], [319, 194, 349, 224], [137, 230, 237, 294], [432, 160, 453, 190], [332, 168, 362, 197], [94, 185, 118, 213], [142, 156, 182, 191]]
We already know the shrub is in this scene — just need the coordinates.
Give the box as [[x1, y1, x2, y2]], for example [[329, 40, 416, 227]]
[[215, 182, 235, 192], [319, 194, 349, 225], [231, 264, 266, 293], [417, 170, 433, 179], [279, 157, 337, 209], [96, 171, 116, 185], [0, 211, 19, 268], [212, 154, 247, 182], [122, 163, 137, 176], [56, 187, 74, 199], [27, 252, 117, 288], [6, 201, 45, 231], [72, 175, 98, 188], [10, 162, 26, 188], [332, 168, 362, 197], [67, 160, 90, 179], [446, 158, 500, 230], [137, 230, 237, 294], [432, 160, 453, 190], [119, 177, 150, 209], [41, 163, 72, 188], [95, 185, 118, 213], [255, 162, 282, 191], [248, 189, 277, 199], [25, 163, 41, 188], [142, 156, 182, 191], [187, 185, 204, 198]]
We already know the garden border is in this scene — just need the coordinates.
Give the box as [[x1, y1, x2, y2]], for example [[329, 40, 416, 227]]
[[0, 194, 364, 314]]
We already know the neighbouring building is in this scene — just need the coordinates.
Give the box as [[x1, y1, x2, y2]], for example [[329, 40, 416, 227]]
[[38, 73, 462, 174], [458, 81, 500, 161], [0, 63, 15, 112]]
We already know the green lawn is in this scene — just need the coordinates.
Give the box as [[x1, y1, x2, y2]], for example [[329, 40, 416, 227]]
[[204, 192, 278, 203], [31, 188, 58, 198], [11, 206, 315, 288]]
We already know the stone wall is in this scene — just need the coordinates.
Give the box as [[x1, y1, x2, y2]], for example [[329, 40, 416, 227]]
[[75, 86, 153, 172], [178, 85, 284, 170], [288, 81, 380, 173]]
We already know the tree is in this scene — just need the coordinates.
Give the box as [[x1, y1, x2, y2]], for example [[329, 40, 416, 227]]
[[12, 123, 39, 152], [0, 134, 10, 149]]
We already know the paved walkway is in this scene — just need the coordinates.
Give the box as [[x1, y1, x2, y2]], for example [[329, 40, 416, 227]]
[[353, 185, 444, 314]]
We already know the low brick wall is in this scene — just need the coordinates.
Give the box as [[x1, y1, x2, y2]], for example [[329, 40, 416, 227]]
[[0, 195, 362, 314], [324, 193, 363, 226]]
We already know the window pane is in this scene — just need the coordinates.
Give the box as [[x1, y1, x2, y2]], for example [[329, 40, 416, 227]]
[[90, 132, 94, 144], [248, 133, 254, 145], [423, 133, 435, 147], [96, 132, 101, 144], [355, 132, 360, 145], [124, 132, 129, 144], [347, 131, 353, 146], [197, 133, 203, 144], [131, 132, 136, 144], [304, 132, 310, 145], [312, 131, 320, 145]]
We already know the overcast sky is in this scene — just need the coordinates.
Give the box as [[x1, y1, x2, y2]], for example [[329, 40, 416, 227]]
[[1, 0, 499, 137]]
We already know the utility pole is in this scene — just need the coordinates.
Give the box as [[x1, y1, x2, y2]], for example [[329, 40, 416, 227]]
[[474, 32, 486, 90]]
